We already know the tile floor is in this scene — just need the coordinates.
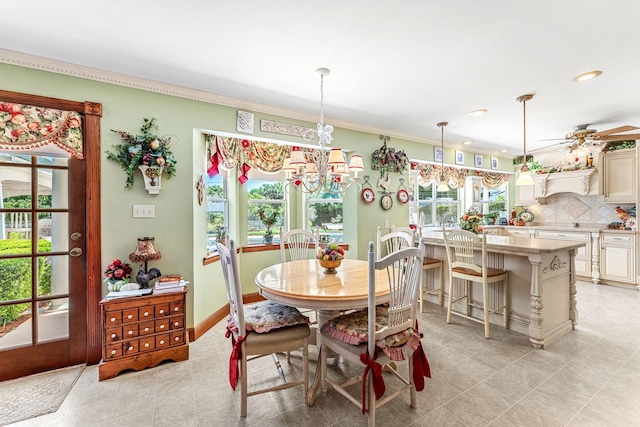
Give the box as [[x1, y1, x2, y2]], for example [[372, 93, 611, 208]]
[[7, 280, 640, 426]]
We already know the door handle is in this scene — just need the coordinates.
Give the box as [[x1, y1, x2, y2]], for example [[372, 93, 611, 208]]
[[70, 247, 83, 257], [71, 232, 82, 241]]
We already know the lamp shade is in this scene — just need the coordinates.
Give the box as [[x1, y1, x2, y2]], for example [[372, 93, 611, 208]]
[[305, 161, 318, 175], [436, 180, 450, 192], [282, 156, 295, 172], [289, 147, 306, 165], [327, 148, 345, 166], [515, 166, 535, 186], [348, 154, 365, 171], [129, 237, 162, 264]]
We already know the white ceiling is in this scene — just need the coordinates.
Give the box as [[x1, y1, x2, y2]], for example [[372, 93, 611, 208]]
[[2, 0, 639, 154]]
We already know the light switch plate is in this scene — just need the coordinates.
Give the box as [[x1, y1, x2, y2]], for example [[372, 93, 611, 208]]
[[133, 204, 155, 218]]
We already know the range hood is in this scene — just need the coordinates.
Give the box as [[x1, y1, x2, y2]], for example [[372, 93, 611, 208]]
[[532, 168, 597, 197]]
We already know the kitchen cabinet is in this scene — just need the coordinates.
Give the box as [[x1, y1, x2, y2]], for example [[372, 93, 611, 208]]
[[535, 230, 591, 277], [505, 228, 532, 239], [600, 232, 636, 284], [602, 148, 636, 203]]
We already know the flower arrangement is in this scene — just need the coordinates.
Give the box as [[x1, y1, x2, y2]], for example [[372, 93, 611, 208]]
[[459, 210, 483, 234], [213, 225, 227, 245], [103, 259, 133, 291], [371, 136, 409, 177], [258, 210, 278, 238], [107, 118, 177, 190]]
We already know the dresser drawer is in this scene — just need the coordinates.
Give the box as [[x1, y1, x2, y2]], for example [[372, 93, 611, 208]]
[[170, 317, 184, 330], [105, 327, 122, 342], [123, 340, 139, 355], [169, 301, 184, 315], [123, 324, 138, 338], [139, 305, 154, 320], [105, 343, 122, 359], [139, 336, 156, 352], [105, 311, 122, 326], [155, 319, 170, 333], [122, 308, 138, 323], [170, 331, 185, 346], [155, 303, 170, 317], [139, 321, 154, 335], [156, 333, 171, 348]]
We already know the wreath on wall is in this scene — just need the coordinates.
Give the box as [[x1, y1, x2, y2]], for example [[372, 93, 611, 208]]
[[371, 135, 409, 177]]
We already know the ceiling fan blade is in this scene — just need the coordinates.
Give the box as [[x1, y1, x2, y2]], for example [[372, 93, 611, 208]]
[[539, 138, 570, 142], [592, 125, 639, 137], [596, 133, 640, 141]]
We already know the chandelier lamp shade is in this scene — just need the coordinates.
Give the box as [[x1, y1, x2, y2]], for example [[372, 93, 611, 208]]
[[282, 68, 363, 195], [436, 121, 450, 192], [515, 94, 535, 186]]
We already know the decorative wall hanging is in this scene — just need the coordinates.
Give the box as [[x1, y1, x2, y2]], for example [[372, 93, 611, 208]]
[[455, 150, 464, 165], [397, 178, 409, 204], [380, 191, 394, 210], [260, 119, 312, 137], [361, 175, 375, 204], [371, 135, 409, 178], [474, 154, 483, 168], [107, 118, 177, 193], [0, 100, 84, 158], [236, 111, 254, 134], [197, 175, 205, 205]]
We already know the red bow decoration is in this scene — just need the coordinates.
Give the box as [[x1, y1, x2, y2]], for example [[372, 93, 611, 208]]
[[225, 326, 246, 390], [360, 347, 385, 414], [412, 320, 431, 391], [207, 139, 222, 177], [238, 163, 251, 184]]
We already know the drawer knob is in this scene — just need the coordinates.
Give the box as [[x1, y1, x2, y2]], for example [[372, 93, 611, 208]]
[[128, 346, 133, 351], [144, 343, 150, 348], [174, 322, 179, 327], [174, 307, 179, 312], [127, 314, 133, 319], [160, 325, 165, 329], [159, 309, 165, 314], [160, 340, 165, 345], [144, 312, 149, 317], [111, 350, 116, 355], [174, 337, 180, 342], [128, 330, 133, 335], [144, 327, 150, 332], [111, 333, 116, 339], [110, 317, 116, 322]]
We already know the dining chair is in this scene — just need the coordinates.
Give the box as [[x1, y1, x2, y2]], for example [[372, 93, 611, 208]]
[[442, 229, 509, 339], [279, 227, 319, 263], [319, 241, 431, 427], [376, 226, 414, 260], [217, 239, 310, 417]]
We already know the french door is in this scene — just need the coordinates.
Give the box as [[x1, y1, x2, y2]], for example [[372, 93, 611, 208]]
[[0, 90, 102, 381]]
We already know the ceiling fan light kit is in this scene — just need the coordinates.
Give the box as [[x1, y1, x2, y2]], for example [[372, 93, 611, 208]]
[[516, 94, 535, 186], [573, 70, 603, 82]]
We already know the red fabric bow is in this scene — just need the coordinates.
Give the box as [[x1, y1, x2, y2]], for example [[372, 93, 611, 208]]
[[225, 326, 246, 391], [360, 347, 385, 414], [238, 163, 251, 184], [207, 140, 221, 177], [412, 320, 431, 391]]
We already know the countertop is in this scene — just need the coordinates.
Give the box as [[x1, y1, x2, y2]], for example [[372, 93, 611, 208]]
[[483, 224, 636, 234], [420, 233, 586, 254]]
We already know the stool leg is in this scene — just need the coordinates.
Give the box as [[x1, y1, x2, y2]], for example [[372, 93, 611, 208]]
[[438, 264, 444, 307], [420, 269, 425, 313], [446, 273, 454, 324], [503, 276, 509, 329], [482, 280, 490, 339], [465, 281, 471, 317]]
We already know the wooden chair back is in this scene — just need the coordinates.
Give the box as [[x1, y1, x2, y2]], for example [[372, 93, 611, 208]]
[[443, 229, 484, 276], [376, 225, 415, 260], [217, 238, 245, 334], [279, 227, 319, 263]]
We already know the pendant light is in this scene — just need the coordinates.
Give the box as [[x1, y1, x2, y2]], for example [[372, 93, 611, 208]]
[[515, 94, 535, 186], [436, 122, 450, 192]]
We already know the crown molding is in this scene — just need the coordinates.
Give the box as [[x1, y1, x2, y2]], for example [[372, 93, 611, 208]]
[[2, 48, 503, 152]]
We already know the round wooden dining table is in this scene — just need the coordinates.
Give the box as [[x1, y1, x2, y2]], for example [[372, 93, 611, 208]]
[[255, 258, 391, 405]]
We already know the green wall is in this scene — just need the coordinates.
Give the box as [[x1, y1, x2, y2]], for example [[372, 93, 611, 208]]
[[0, 62, 511, 331]]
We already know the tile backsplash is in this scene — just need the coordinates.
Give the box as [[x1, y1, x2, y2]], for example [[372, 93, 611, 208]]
[[525, 194, 634, 225]]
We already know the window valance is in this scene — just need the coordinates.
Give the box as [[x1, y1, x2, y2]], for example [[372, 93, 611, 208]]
[[206, 134, 324, 184], [474, 170, 510, 189], [0, 101, 83, 159], [411, 161, 509, 189]]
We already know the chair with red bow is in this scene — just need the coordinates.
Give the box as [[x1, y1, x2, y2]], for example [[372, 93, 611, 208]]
[[320, 241, 431, 426], [218, 239, 310, 417]]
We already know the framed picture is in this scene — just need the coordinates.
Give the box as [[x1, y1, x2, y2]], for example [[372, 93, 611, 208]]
[[474, 154, 483, 168], [455, 150, 464, 165], [491, 157, 499, 170], [434, 146, 443, 163]]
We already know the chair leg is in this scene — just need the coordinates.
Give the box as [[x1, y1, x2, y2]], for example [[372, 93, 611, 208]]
[[482, 281, 490, 339], [303, 339, 309, 398], [446, 273, 454, 324], [419, 270, 425, 313], [240, 353, 248, 417], [438, 265, 444, 307], [368, 377, 376, 427]]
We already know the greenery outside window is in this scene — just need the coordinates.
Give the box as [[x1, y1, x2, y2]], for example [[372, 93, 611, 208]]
[[306, 189, 343, 243], [206, 174, 228, 253], [247, 180, 285, 245]]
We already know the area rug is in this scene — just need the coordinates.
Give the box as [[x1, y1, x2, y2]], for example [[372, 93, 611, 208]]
[[0, 364, 84, 426]]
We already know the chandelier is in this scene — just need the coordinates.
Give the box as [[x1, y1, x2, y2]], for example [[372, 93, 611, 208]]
[[282, 68, 364, 195]]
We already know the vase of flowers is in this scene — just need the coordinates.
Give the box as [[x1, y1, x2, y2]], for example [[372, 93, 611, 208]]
[[459, 210, 483, 234], [259, 210, 278, 244], [107, 118, 177, 192], [103, 259, 133, 291]]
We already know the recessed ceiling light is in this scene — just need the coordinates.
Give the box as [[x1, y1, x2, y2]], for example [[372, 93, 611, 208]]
[[462, 140, 473, 145], [573, 70, 603, 82], [498, 149, 509, 153], [469, 109, 487, 116]]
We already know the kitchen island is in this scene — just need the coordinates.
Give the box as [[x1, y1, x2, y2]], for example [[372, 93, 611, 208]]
[[421, 232, 586, 348]]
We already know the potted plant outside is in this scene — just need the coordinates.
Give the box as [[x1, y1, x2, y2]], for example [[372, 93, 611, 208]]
[[258, 210, 278, 245]]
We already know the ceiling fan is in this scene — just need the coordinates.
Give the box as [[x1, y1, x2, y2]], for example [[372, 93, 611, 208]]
[[539, 124, 640, 153]]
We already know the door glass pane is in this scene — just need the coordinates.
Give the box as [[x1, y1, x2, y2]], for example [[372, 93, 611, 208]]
[[0, 257, 33, 303], [40, 212, 68, 252], [37, 168, 65, 209], [39, 255, 67, 297], [37, 298, 68, 343], [0, 164, 32, 209], [2, 212, 32, 242], [0, 302, 32, 349]]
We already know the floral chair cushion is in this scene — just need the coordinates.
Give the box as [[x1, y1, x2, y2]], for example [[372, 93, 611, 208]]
[[229, 300, 309, 334]]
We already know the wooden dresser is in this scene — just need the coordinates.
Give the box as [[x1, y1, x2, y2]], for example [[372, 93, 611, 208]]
[[98, 288, 189, 380]]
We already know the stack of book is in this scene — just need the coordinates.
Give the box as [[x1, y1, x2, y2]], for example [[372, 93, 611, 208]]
[[153, 275, 188, 294]]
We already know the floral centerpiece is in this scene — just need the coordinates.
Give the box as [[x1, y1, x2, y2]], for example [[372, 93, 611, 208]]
[[459, 210, 483, 234], [107, 118, 177, 190], [316, 242, 345, 273], [103, 259, 133, 291], [258, 210, 278, 244]]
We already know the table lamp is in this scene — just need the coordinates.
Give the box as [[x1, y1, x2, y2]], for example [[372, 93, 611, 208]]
[[129, 236, 162, 287]]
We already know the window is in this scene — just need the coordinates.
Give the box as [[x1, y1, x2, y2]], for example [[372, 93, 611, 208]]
[[206, 174, 228, 253], [415, 181, 460, 226], [478, 183, 507, 218], [247, 180, 285, 245], [307, 189, 343, 243]]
